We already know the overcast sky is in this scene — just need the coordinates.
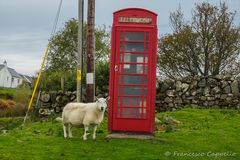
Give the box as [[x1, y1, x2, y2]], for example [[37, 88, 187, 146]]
[[0, 0, 239, 76]]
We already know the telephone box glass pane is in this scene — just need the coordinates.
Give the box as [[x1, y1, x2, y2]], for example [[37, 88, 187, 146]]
[[121, 97, 142, 106], [119, 75, 147, 85], [123, 64, 147, 74], [122, 53, 144, 63], [125, 32, 144, 41], [118, 86, 147, 96], [124, 42, 144, 52], [122, 108, 142, 118]]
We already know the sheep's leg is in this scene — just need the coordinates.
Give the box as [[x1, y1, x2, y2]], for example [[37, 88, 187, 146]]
[[83, 125, 89, 140], [63, 124, 68, 138], [93, 125, 97, 140], [68, 124, 73, 138]]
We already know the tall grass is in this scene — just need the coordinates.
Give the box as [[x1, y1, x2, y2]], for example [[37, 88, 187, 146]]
[[14, 84, 31, 105], [0, 99, 27, 117]]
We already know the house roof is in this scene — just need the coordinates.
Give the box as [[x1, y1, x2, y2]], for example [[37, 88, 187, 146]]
[[8, 68, 21, 78], [0, 64, 21, 78], [19, 74, 33, 83]]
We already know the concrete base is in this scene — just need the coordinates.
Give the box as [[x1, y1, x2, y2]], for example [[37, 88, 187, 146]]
[[106, 132, 155, 139]]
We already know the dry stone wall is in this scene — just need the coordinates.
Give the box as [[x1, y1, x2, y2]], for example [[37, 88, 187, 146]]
[[156, 75, 240, 111]]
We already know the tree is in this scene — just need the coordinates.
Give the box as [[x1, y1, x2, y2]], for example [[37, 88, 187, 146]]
[[43, 18, 110, 92], [158, 2, 240, 79]]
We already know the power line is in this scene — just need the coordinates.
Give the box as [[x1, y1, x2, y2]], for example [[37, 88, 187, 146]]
[[22, 0, 63, 127]]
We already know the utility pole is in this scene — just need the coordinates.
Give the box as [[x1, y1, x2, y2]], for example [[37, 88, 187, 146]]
[[86, 0, 95, 102], [77, 0, 84, 102]]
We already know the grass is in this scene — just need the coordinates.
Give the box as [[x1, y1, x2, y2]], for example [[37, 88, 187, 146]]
[[0, 108, 240, 160], [0, 87, 16, 99]]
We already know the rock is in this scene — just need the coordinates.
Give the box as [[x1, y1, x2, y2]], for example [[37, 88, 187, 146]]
[[182, 76, 192, 83], [163, 116, 180, 125], [221, 80, 228, 88], [224, 75, 233, 81], [228, 93, 233, 97], [204, 87, 210, 96], [176, 81, 182, 92], [159, 104, 168, 112], [164, 97, 172, 103], [203, 101, 208, 106], [159, 82, 170, 93], [174, 97, 183, 104], [207, 78, 218, 87], [233, 99, 239, 103], [231, 80, 239, 96], [207, 96, 215, 101], [214, 94, 221, 99], [198, 79, 206, 88], [168, 103, 174, 108], [182, 83, 189, 93], [2, 130, 8, 134], [39, 108, 52, 116], [155, 117, 162, 124], [208, 101, 215, 106], [166, 90, 175, 97], [200, 96, 206, 101], [40, 92, 51, 103], [191, 91, 197, 96], [212, 86, 221, 94], [226, 96, 232, 102], [192, 99, 199, 104], [196, 88, 204, 95], [186, 96, 194, 100], [185, 91, 190, 96], [215, 75, 223, 80], [190, 80, 198, 89], [183, 99, 191, 104], [223, 85, 231, 94], [220, 94, 228, 100]]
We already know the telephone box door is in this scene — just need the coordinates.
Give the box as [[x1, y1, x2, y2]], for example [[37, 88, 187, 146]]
[[112, 27, 153, 131]]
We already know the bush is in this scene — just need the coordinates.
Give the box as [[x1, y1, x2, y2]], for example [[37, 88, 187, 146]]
[[14, 84, 31, 105], [0, 99, 9, 110], [0, 99, 27, 117], [9, 103, 27, 117], [5, 100, 16, 106]]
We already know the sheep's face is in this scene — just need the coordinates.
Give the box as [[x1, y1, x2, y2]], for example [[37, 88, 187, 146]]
[[96, 97, 108, 112]]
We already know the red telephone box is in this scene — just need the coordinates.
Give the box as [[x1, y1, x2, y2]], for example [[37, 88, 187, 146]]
[[108, 8, 158, 132]]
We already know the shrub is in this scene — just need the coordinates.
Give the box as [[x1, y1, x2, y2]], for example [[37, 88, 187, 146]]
[[0, 99, 9, 110], [9, 103, 27, 117], [0, 102, 27, 117], [5, 100, 16, 106], [14, 84, 31, 105]]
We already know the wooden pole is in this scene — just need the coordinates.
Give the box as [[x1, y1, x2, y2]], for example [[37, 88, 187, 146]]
[[86, 0, 95, 102]]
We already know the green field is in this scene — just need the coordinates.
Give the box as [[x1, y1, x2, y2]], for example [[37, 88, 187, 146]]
[[0, 87, 16, 99], [0, 108, 239, 160]]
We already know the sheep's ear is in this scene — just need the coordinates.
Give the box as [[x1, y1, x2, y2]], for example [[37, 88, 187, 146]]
[[106, 96, 110, 101]]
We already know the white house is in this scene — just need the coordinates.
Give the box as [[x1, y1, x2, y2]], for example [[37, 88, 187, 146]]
[[0, 61, 32, 88]]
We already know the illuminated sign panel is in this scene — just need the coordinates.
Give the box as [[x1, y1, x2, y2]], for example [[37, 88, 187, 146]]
[[118, 17, 152, 23]]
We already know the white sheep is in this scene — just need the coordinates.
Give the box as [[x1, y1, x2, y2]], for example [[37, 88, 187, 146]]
[[61, 97, 108, 140]]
